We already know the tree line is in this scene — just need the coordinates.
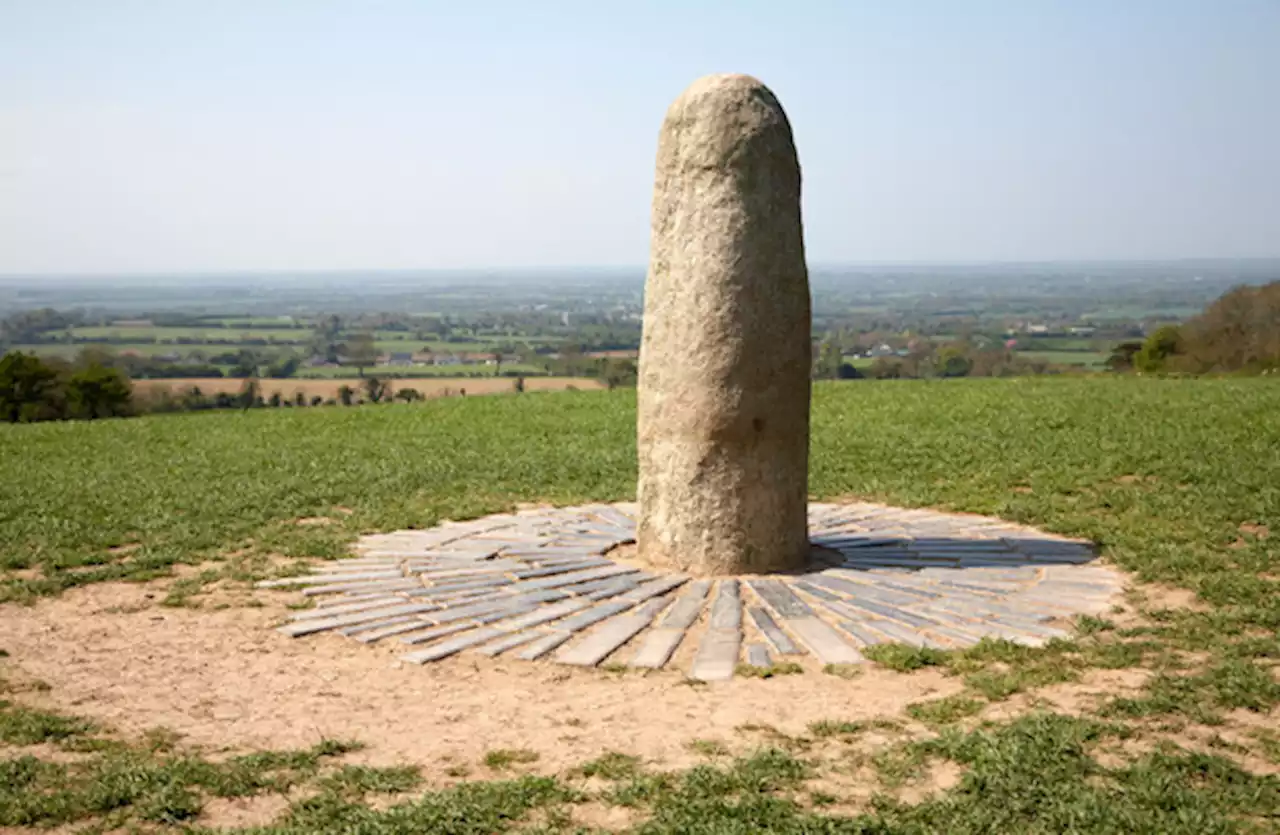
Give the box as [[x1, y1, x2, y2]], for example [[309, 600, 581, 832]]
[[1107, 282, 1280, 374], [0, 352, 132, 422]]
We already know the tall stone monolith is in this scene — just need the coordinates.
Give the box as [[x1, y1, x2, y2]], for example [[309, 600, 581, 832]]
[[636, 74, 811, 576]]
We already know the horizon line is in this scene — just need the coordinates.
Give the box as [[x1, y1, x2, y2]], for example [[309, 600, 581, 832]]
[[3, 255, 1279, 282]]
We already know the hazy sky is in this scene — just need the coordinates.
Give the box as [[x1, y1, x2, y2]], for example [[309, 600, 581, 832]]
[[2, 1, 1278, 274]]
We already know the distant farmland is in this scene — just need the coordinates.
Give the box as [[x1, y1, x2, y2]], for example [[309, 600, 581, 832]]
[[132, 376, 605, 401]]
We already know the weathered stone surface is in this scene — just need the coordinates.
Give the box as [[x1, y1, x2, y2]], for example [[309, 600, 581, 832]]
[[748, 606, 802, 655], [746, 643, 772, 668], [636, 73, 811, 577], [273, 500, 1124, 677]]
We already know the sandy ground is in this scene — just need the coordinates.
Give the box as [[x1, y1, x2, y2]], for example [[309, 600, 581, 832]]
[[0, 580, 960, 779], [133, 376, 605, 402]]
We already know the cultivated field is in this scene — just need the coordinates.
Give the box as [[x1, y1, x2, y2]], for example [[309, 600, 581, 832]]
[[132, 376, 604, 401], [1, 378, 1278, 833]]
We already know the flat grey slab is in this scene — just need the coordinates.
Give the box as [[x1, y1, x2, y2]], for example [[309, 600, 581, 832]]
[[401, 627, 503, 663], [748, 606, 803, 655], [690, 628, 741, 682], [555, 598, 670, 667], [274, 501, 1120, 678], [516, 631, 573, 660], [708, 580, 742, 629], [660, 580, 711, 629], [787, 617, 864, 664], [748, 579, 813, 619], [473, 630, 543, 657], [629, 627, 687, 669]]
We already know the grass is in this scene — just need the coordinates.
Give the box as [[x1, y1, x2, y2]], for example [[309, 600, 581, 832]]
[[736, 661, 804, 678], [3, 376, 1280, 830], [483, 748, 540, 770], [905, 695, 986, 726]]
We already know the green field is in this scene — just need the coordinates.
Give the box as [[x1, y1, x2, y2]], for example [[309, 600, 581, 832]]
[[70, 325, 311, 342], [1016, 349, 1110, 367], [2, 377, 1278, 832]]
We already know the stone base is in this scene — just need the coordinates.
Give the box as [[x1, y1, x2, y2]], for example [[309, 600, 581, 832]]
[[260, 502, 1124, 681]]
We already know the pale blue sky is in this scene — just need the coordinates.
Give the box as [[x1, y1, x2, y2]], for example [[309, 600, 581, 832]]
[[2, 1, 1278, 274]]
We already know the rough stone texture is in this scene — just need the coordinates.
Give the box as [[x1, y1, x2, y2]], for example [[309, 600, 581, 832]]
[[636, 73, 812, 576]]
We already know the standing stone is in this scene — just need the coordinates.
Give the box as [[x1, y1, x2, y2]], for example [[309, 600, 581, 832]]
[[637, 74, 811, 576]]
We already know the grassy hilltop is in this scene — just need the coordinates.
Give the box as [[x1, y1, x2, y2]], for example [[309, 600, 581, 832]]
[[2, 377, 1279, 832]]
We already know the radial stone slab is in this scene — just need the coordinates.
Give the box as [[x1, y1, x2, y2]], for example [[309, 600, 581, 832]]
[[261, 502, 1125, 680]]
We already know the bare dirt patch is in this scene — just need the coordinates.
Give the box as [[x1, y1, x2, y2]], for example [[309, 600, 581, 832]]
[[895, 759, 963, 804], [981, 667, 1152, 722], [0, 582, 962, 783], [198, 793, 294, 828], [1130, 583, 1206, 613]]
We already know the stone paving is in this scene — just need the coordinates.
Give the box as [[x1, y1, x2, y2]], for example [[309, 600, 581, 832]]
[[260, 502, 1125, 680]]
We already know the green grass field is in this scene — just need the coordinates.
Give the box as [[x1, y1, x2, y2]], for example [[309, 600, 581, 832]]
[[1016, 349, 1110, 367], [69, 325, 312, 342], [2, 377, 1278, 832]]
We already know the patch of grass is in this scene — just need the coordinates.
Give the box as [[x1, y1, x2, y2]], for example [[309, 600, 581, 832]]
[[576, 751, 642, 781], [808, 720, 866, 739], [1104, 659, 1280, 723], [863, 712, 1280, 833], [685, 738, 730, 757], [964, 665, 1080, 701], [316, 764, 422, 796], [1076, 614, 1117, 635], [276, 774, 577, 835], [735, 661, 803, 678], [160, 568, 224, 607], [822, 662, 864, 679], [483, 748, 540, 771], [906, 695, 986, 726], [862, 643, 949, 671], [0, 700, 95, 745], [0, 732, 361, 828]]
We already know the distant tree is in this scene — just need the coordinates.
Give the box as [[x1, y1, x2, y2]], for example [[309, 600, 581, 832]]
[[337, 385, 355, 406], [936, 345, 973, 378], [267, 354, 301, 379], [868, 358, 905, 379], [238, 379, 260, 410], [813, 337, 843, 379], [836, 362, 862, 379], [343, 332, 379, 377], [1106, 341, 1144, 372], [1134, 325, 1183, 373], [1176, 282, 1280, 373], [0, 352, 64, 422], [229, 349, 260, 378], [64, 364, 132, 419], [364, 376, 391, 403]]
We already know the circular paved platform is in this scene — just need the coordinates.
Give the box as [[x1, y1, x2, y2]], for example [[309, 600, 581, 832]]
[[262, 502, 1124, 680]]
